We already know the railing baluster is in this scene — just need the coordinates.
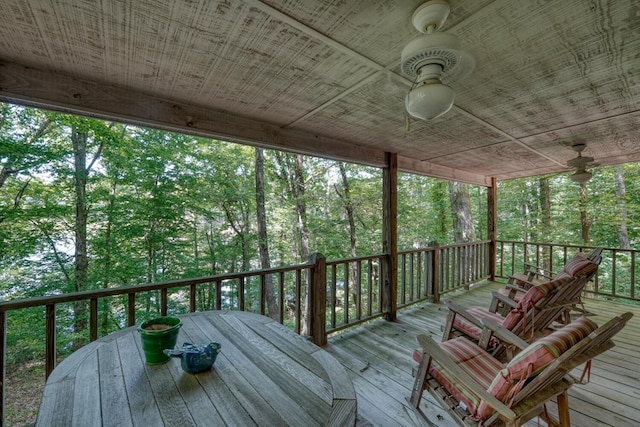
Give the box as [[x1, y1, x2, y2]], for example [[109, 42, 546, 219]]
[[344, 262, 350, 325], [330, 265, 337, 329], [406, 254, 411, 304], [45, 304, 56, 378], [416, 251, 422, 301], [612, 250, 617, 297], [90, 298, 98, 342], [400, 254, 406, 304], [190, 284, 196, 313], [215, 279, 222, 310], [259, 275, 266, 316], [295, 270, 301, 333], [356, 261, 362, 320], [279, 271, 285, 324], [160, 289, 168, 316], [238, 277, 245, 311], [367, 259, 373, 317], [127, 293, 136, 327], [632, 252, 636, 300]]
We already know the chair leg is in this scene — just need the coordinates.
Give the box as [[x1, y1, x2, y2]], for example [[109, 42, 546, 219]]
[[557, 391, 571, 426], [539, 391, 571, 427], [442, 311, 456, 341], [410, 353, 430, 408]]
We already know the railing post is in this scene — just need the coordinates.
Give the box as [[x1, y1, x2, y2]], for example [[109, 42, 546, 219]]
[[309, 252, 327, 347], [432, 244, 440, 303], [382, 152, 397, 321]]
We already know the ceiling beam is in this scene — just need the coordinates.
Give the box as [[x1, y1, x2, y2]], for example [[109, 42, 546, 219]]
[[0, 61, 491, 187]]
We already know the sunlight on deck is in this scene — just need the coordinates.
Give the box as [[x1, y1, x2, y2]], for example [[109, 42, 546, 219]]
[[325, 281, 640, 427]]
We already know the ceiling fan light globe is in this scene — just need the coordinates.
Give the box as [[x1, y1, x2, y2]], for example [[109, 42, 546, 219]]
[[405, 81, 455, 120], [571, 170, 592, 183]]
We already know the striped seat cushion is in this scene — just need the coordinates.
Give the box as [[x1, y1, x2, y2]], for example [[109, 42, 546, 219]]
[[452, 307, 505, 343], [475, 316, 598, 419], [427, 337, 503, 419]]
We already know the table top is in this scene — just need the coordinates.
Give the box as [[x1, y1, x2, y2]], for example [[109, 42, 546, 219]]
[[36, 310, 356, 426]]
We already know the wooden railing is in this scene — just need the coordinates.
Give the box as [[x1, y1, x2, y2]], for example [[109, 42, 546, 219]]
[[496, 241, 640, 303], [0, 241, 489, 424]]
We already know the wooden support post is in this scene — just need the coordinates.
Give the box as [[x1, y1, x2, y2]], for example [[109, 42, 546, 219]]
[[488, 177, 498, 281], [382, 152, 398, 321], [309, 253, 327, 346]]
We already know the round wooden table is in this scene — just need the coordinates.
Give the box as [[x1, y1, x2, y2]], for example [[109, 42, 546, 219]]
[[36, 310, 356, 426]]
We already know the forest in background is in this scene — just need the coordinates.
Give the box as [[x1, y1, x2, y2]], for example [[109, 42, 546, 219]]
[[2, 103, 640, 425], [1, 102, 639, 363]]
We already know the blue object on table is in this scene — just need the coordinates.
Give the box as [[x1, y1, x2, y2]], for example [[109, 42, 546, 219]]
[[164, 342, 221, 374]]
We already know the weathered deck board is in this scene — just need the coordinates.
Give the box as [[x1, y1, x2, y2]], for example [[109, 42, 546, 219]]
[[326, 281, 640, 427]]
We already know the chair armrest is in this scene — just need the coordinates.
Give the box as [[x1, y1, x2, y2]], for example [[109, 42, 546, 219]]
[[490, 291, 518, 310], [480, 319, 530, 351], [416, 334, 517, 420], [445, 300, 485, 329], [523, 262, 555, 276]]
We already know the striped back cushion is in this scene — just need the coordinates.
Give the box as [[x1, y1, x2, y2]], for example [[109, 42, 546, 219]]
[[500, 277, 570, 331], [476, 317, 598, 419], [556, 252, 596, 279], [428, 337, 503, 419], [536, 316, 598, 356]]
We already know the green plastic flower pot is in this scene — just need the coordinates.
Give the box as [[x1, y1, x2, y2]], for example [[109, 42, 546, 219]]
[[137, 316, 182, 365]]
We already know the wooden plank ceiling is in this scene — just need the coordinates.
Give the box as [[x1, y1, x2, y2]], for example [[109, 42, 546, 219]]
[[1, 0, 639, 186]]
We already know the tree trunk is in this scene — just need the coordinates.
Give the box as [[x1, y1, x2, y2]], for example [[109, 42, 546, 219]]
[[579, 183, 591, 244], [540, 177, 551, 268], [255, 148, 279, 320], [449, 181, 476, 283], [275, 153, 310, 333], [614, 165, 631, 249], [72, 128, 89, 349], [101, 178, 117, 334], [291, 155, 311, 333], [337, 163, 360, 318], [448, 182, 476, 242]]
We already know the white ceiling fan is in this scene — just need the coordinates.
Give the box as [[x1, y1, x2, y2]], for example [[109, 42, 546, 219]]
[[400, 0, 475, 120], [567, 143, 597, 183]]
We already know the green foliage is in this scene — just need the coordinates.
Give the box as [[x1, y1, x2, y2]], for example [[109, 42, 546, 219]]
[[4, 101, 640, 367]]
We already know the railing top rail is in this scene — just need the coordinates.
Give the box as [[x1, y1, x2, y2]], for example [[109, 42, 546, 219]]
[[325, 253, 386, 266], [398, 240, 490, 256], [497, 241, 629, 253], [0, 262, 313, 312]]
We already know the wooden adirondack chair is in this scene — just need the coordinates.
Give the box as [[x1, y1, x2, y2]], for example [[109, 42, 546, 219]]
[[442, 276, 584, 355], [507, 247, 602, 293], [410, 312, 633, 427], [497, 248, 601, 317]]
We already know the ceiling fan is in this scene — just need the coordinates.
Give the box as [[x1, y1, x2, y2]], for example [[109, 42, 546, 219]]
[[567, 143, 597, 183], [400, 0, 475, 120]]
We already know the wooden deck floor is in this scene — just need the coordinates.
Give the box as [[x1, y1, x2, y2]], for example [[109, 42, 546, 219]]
[[325, 281, 640, 427]]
